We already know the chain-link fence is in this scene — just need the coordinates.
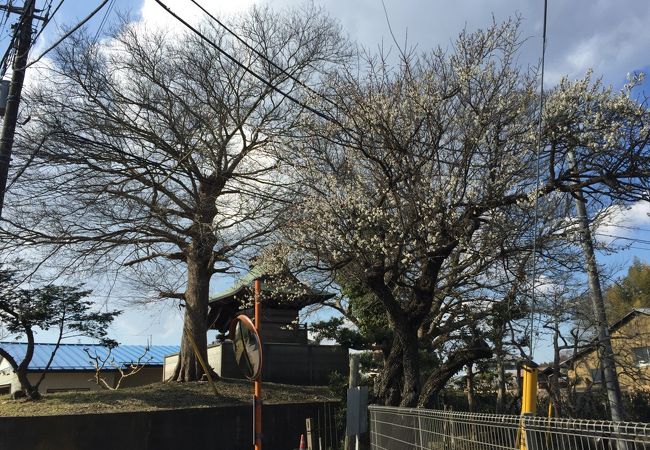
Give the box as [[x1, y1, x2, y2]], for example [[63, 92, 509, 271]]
[[369, 405, 650, 450]]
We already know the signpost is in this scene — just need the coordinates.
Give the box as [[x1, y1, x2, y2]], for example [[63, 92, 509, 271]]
[[229, 279, 264, 450]]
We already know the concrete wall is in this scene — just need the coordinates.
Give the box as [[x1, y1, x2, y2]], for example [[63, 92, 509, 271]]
[[0, 364, 164, 394], [0, 401, 341, 450], [163, 354, 178, 381], [261, 344, 349, 385], [0, 369, 113, 394], [164, 342, 348, 385], [163, 346, 232, 381], [0, 358, 16, 394]]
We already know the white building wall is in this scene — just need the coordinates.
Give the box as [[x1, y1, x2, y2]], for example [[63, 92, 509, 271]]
[[163, 345, 223, 380]]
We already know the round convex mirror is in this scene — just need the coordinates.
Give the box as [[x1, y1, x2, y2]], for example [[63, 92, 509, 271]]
[[229, 314, 262, 380]]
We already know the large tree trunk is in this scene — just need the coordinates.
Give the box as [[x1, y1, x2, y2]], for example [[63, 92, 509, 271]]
[[172, 247, 212, 382], [0, 346, 39, 399], [399, 325, 421, 407], [5, 327, 41, 399], [172, 178, 222, 382], [375, 333, 404, 406], [375, 320, 421, 407], [418, 340, 492, 408]]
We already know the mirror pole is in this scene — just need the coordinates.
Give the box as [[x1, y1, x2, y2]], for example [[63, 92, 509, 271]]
[[254, 279, 262, 450]]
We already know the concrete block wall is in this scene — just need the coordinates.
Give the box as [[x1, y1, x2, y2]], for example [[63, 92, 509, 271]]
[[164, 343, 349, 385]]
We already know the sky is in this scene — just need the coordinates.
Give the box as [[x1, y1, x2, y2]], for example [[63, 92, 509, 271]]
[[2, 0, 650, 362]]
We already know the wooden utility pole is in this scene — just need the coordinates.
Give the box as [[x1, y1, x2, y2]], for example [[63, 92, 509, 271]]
[[568, 149, 625, 422], [0, 0, 35, 217]]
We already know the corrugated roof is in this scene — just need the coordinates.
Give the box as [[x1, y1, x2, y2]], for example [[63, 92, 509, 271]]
[[0, 342, 179, 371]]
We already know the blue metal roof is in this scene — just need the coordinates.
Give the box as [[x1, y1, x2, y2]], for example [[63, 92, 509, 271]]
[[0, 342, 179, 371]]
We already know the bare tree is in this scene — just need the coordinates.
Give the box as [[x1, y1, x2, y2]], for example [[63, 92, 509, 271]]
[[84, 343, 153, 390], [0, 6, 348, 381]]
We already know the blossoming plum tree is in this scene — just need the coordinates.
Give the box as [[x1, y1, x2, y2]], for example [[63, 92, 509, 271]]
[[281, 20, 650, 407]]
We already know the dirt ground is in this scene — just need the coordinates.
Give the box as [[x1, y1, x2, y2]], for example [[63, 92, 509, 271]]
[[0, 378, 337, 417]]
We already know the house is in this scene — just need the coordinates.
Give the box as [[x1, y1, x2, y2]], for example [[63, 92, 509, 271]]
[[0, 342, 179, 395], [164, 265, 349, 385], [545, 308, 650, 392]]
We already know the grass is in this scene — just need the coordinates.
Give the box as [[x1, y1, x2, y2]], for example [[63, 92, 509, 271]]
[[0, 378, 337, 417]]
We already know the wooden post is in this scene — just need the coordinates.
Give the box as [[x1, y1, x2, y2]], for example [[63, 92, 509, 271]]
[[345, 354, 360, 450], [306, 418, 313, 450], [254, 279, 263, 450], [0, 0, 35, 217]]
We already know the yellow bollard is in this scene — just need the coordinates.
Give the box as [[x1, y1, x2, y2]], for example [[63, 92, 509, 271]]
[[519, 361, 538, 450]]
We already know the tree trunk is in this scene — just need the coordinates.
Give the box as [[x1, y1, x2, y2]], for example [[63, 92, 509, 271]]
[[399, 325, 420, 407], [375, 333, 403, 406], [15, 368, 39, 400], [568, 150, 626, 421], [549, 323, 562, 417], [495, 347, 507, 413], [17, 328, 40, 399], [418, 340, 492, 408], [172, 249, 212, 382], [466, 363, 475, 412]]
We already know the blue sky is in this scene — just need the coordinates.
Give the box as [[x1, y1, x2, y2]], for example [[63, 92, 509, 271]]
[[2, 1, 650, 362]]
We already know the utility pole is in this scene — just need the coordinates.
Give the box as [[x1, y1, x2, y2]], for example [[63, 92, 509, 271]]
[[0, 0, 36, 218], [568, 149, 626, 422]]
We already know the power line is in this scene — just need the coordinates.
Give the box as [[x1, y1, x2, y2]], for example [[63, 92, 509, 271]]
[[153, 0, 340, 127], [30, 0, 65, 45], [92, 0, 113, 43], [603, 224, 650, 233], [528, 0, 549, 360], [24, 0, 110, 69], [0, 26, 17, 77], [594, 233, 650, 246], [1, 0, 62, 74], [0, 0, 37, 78], [189, 0, 340, 112]]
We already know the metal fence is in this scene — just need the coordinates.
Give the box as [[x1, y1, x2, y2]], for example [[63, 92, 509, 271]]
[[369, 405, 650, 450]]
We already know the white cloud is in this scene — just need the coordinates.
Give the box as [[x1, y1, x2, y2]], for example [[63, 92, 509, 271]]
[[138, 0, 255, 30], [595, 201, 650, 245]]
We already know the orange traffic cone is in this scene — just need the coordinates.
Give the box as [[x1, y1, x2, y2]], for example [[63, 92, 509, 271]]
[[298, 434, 306, 449]]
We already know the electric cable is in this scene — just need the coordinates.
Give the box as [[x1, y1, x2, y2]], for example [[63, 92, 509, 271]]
[[188, 0, 341, 113], [594, 233, 650, 246], [30, 0, 65, 45], [24, 0, 110, 69], [528, 0, 549, 360], [0, 0, 36, 78], [92, 0, 114, 43], [153, 0, 342, 127]]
